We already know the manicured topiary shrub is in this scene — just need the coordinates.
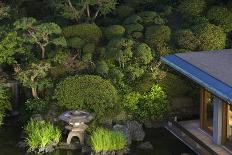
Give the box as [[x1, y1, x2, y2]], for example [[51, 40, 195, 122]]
[[207, 6, 232, 32], [63, 23, 102, 43], [124, 24, 144, 35], [24, 120, 61, 152], [138, 11, 165, 26], [54, 75, 120, 121], [104, 25, 125, 40], [67, 37, 86, 49], [25, 99, 49, 114], [175, 29, 199, 51], [178, 0, 206, 17], [91, 128, 126, 153], [123, 15, 143, 25], [145, 25, 171, 51], [134, 43, 153, 65], [114, 5, 134, 19], [96, 60, 109, 76], [194, 23, 226, 50]]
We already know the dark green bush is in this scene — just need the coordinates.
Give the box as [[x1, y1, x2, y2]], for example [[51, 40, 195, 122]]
[[207, 6, 232, 32], [54, 75, 120, 121], [114, 5, 134, 19], [25, 99, 49, 114], [83, 43, 95, 54], [63, 23, 102, 43], [131, 32, 143, 39], [125, 66, 144, 81], [159, 73, 192, 97], [104, 25, 125, 40], [96, 60, 109, 76], [138, 11, 165, 25], [124, 24, 144, 35], [194, 23, 226, 50], [0, 85, 11, 126], [123, 15, 143, 25], [145, 25, 171, 50], [175, 29, 199, 51], [134, 43, 153, 65], [67, 37, 86, 49], [178, 0, 206, 17]]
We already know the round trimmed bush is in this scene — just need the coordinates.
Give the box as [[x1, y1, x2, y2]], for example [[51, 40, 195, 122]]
[[67, 37, 86, 49], [175, 29, 199, 51], [63, 23, 102, 43], [104, 25, 125, 40], [124, 24, 144, 35], [138, 11, 165, 25], [145, 25, 171, 49], [54, 75, 120, 121], [194, 23, 226, 50], [123, 15, 143, 25], [178, 0, 206, 17], [134, 43, 153, 65], [96, 60, 109, 76]]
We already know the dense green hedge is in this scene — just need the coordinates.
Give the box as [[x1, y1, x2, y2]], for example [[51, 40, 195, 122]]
[[178, 0, 206, 17], [63, 23, 102, 43], [54, 75, 120, 121], [104, 25, 125, 40]]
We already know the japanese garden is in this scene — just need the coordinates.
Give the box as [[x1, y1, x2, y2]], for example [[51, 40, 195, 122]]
[[0, 0, 231, 155]]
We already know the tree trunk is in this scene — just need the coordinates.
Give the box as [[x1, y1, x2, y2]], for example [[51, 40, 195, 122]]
[[32, 87, 39, 99], [41, 46, 45, 59]]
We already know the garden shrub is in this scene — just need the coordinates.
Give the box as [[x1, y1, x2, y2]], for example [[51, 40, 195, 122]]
[[124, 23, 144, 35], [194, 23, 226, 50], [104, 25, 125, 40], [207, 6, 232, 32], [131, 32, 143, 39], [134, 43, 153, 65], [175, 29, 199, 51], [83, 43, 95, 54], [114, 5, 134, 19], [96, 60, 109, 76], [0, 112, 3, 126], [178, 0, 206, 17], [91, 128, 126, 153], [125, 65, 144, 81], [24, 120, 61, 150], [123, 84, 169, 121], [67, 37, 86, 49], [25, 99, 49, 114], [145, 25, 171, 50], [63, 23, 102, 43], [138, 11, 165, 26], [54, 75, 120, 121], [159, 73, 192, 98], [123, 15, 143, 25], [135, 73, 157, 93]]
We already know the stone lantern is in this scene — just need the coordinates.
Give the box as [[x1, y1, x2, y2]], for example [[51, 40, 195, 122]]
[[59, 110, 93, 145]]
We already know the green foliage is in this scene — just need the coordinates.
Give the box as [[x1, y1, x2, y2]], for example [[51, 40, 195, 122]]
[[114, 5, 134, 19], [0, 32, 25, 64], [53, 0, 117, 22], [138, 11, 165, 26], [178, 0, 206, 17], [15, 61, 51, 99], [96, 60, 109, 76], [124, 24, 144, 35], [25, 99, 49, 114], [0, 85, 11, 126], [14, 17, 66, 59], [0, 3, 10, 20], [194, 23, 226, 50], [24, 120, 61, 150], [54, 75, 120, 121], [106, 38, 134, 68], [159, 73, 192, 97], [207, 6, 232, 32], [123, 84, 169, 121], [123, 15, 142, 25], [82, 43, 95, 61], [91, 128, 126, 152], [63, 23, 102, 43], [134, 43, 153, 65], [104, 25, 125, 40], [67, 37, 86, 49], [145, 25, 171, 55], [126, 65, 144, 81], [175, 29, 199, 51]]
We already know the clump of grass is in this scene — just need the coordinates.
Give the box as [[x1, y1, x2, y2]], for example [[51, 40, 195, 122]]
[[91, 128, 126, 153], [24, 119, 61, 150]]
